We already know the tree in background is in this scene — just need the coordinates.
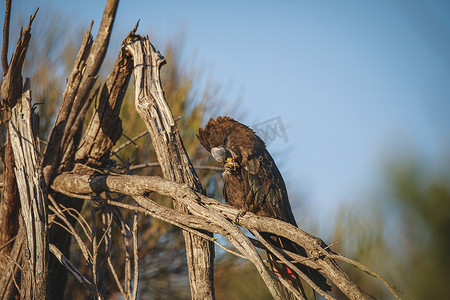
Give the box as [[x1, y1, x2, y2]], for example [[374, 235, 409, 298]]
[[332, 153, 450, 299]]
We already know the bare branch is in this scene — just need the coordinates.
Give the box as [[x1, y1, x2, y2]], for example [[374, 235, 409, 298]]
[[52, 172, 396, 299], [108, 257, 126, 297], [329, 254, 405, 300], [112, 131, 148, 155], [74, 27, 135, 171], [48, 195, 92, 264], [49, 243, 97, 297], [2, 0, 12, 73], [252, 230, 331, 300], [129, 162, 223, 172], [131, 210, 139, 300], [0, 236, 16, 252]]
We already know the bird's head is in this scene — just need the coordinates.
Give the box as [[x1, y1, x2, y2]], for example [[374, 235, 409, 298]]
[[198, 116, 237, 163], [198, 116, 264, 170]]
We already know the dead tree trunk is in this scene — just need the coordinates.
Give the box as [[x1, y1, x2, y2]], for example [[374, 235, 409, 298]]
[[125, 36, 215, 300], [0, 6, 36, 274], [9, 79, 48, 299], [0, 7, 37, 299]]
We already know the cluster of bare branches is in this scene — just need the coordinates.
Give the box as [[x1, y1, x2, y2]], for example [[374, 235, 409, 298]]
[[0, 0, 406, 299]]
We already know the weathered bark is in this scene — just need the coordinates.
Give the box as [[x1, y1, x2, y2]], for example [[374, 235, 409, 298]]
[[0, 8, 37, 275], [9, 79, 48, 299], [74, 28, 136, 171], [125, 37, 216, 300], [40, 1, 119, 298], [0, 138, 19, 256]]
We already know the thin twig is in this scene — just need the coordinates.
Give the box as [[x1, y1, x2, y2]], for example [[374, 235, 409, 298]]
[[50, 219, 77, 238], [121, 210, 131, 298], [129, 162, 160, 171], [194, 165, 224, 171], [0, 252, 22, 271], [323, 241, 340, 251], [213, 239, 247, 260], [131, 209, 139, 300], [0, 250, 23, 293], [103, 201, 127, 298], [110, 196, 218, 243], [246, 236, 321, 270], [112, 131, 148, 155], [0, 235, 16, 252], [48, 195, 93, 264], [108, 256, 126, 296], [329, 254, 406, 300], [59, 205, 93, 241], [129, 162, 223, 172], [97, 210, 114, 249], [91, 206, 98, 288], [99, 210, 113, 296], [49, 243, 97, 296]]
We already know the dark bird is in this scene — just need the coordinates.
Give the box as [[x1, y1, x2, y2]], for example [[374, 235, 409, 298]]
[[198, 116, 331, 299]]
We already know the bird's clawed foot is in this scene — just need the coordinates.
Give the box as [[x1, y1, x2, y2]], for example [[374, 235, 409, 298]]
[[224, 157, 239, 172]]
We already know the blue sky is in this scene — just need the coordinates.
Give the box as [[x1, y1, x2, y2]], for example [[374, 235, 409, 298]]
[[6, 1, 450, 235]]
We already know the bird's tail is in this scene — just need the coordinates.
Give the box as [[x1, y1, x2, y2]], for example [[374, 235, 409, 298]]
[[263, 233, 331, 299]]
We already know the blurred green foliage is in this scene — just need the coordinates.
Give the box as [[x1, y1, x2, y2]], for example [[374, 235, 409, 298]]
[[332, 154, 450, 299]]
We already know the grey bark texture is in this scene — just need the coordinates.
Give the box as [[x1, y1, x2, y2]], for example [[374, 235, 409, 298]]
[[9, 79, 48, 299], [125, 36, 216, 300]]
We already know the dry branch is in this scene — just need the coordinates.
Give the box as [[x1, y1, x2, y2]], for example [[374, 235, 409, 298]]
[[49, 243, 97, 296], [74, 29, 135, 171], [52, 173, 394, 299], [1, 0, 11, 73]]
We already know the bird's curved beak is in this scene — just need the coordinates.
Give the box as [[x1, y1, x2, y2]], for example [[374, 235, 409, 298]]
[[211, 146, 227, 163]]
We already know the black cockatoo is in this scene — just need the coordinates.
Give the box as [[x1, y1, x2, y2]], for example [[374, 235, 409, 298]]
[[198, 116, 331, 298]]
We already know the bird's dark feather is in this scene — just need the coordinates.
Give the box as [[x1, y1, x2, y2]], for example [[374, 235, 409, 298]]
[[198, 116, 331, 297]]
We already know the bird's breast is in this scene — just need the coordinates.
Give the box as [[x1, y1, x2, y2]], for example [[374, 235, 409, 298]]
[[223, 171, 248, 210]]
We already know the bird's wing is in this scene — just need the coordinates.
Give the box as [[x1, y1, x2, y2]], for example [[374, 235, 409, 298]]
[[242, 150, 297, 226]]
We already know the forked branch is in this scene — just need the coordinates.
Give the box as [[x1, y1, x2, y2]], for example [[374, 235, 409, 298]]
[[52, 173, 401, 300]]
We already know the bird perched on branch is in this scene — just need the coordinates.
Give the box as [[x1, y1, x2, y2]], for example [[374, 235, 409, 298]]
[[198, 116, 331, 299]]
